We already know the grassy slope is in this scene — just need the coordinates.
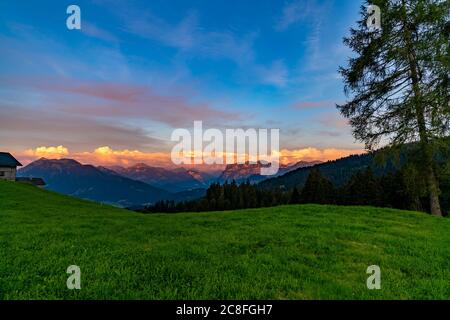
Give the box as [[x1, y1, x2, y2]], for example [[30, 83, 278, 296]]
[[0, 180, 449, 300]]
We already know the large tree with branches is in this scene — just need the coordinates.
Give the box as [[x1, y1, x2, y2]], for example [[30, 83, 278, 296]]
[[338, 0, 449, 216]]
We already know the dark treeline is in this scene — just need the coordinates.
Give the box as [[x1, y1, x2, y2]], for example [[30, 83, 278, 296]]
[[141, 181, 289, 213], [140, 165, 450, 216]]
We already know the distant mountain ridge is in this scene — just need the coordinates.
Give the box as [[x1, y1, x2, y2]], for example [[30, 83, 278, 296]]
[[259, 153, 388, 191], [219, 160, 322, 184], [16, 157, 325, 207], [106, 163, 214, 192], [18, 158, 173, 207], [261, 138, 450, 192]]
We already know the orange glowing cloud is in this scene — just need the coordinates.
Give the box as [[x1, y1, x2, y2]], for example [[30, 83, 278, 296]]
[[23, 145, 69, 159], [17, 145, 365, 169], [75, 146, 171, 167], [279, 147, 364, 164]]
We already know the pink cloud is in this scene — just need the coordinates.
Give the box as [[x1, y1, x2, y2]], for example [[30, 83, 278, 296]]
[[0, 76, 241, 127], [316, 112, 349, 129], [0, 104, 164, 151]]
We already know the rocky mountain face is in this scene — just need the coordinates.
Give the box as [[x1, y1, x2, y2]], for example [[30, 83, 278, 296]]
[[218, 161, 322, 183], [106, 163, 212, 192]]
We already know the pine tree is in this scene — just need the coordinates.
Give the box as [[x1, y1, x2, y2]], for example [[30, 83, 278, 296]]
[[338, 0, 449, 216], [300, 169, 336, 204], [341, 168, 383, 206], [290, 187, 301, 204]]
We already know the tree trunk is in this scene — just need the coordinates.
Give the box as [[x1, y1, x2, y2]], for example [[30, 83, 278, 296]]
[[426, 164, 442, 216], [402, 1, 442, 216]]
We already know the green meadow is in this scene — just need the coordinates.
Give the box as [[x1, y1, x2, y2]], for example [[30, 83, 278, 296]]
[[0, 180, 449, 300]]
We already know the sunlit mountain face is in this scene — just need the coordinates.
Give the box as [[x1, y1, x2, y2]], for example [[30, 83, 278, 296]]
[[218, 161, 323, 184]]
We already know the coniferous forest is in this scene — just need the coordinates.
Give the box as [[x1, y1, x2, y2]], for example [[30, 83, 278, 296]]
[[141, 159, 450, 215]]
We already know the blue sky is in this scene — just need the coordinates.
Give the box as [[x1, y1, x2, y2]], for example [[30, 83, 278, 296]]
[[0, 0, 366, 165]]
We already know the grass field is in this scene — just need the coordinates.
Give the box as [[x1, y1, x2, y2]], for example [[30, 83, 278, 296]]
[[0, 180, 449, 300]]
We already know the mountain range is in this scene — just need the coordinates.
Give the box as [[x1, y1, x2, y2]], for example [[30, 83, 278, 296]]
[[105, 163, 215, 192], [259, 140, 450, 192], [15, 138, 450, 209], [18, 158, 171, 207], [219, 160, 322, 183], [259, 153, 374, 191], [16, 158, 323, 207]]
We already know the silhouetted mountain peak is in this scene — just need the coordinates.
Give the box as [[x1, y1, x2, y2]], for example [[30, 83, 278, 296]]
[[18, 158, 171, 207]]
